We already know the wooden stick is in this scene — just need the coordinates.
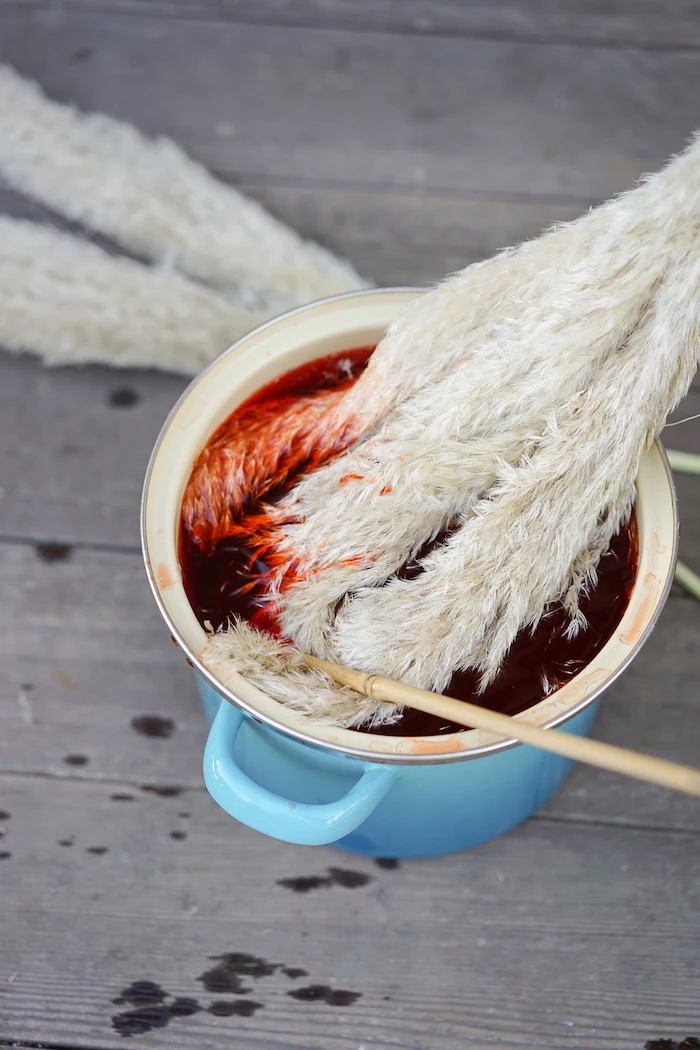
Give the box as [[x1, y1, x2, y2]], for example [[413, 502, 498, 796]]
[[302, 654, 700, 799]]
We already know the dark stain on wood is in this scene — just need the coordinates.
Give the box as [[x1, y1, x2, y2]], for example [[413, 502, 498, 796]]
[[63, 753, 89, 766], [327, 867, 372, 888], [111, 982, 202, 1037], [375, 858, 400, 869], [112, 1004, 173, 1037], [169, 830, 187, 841], [198, 953, 280, 995], [288, 984, 361, 1006], [58, 838, 74, 847], [111, 793, 135, 802], [110, 969, 271, 1037], [112, 1000, 201, 1036], [645, 1040, 700, 1050], [36, 542, 73, 563], [178, 811, 191, 818], [277, 866, 373, 893], [0, 810, 10, 821], [208, 999, 263, 1017], [277, 874, 329, 893], [168, 997, 201, 1017], [87, 846, 109, 855], [0, 851, 11, 860], [282, 967, 308, 979], [140, 784, 183, 797], [113, 981, 168, 1006], [131, 715, 175, 738], [109, 387, 140, 408]]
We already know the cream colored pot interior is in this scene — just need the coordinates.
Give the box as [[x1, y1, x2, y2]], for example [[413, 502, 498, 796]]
[[143, 289, 678, 762]]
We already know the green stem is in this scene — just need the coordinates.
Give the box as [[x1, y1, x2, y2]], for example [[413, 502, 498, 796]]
[[666, 448, 700, 475], [675, 559, 700, 602]]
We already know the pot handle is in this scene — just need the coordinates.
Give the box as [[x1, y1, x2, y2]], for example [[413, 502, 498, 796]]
[[203, 702, 397, 846]]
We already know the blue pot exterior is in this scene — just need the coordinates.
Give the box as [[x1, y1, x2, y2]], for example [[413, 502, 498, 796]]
[[198, 675, 597, 858]]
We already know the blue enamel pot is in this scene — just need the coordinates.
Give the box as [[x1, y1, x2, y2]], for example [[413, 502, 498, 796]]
[[142, 290, 678, 858]]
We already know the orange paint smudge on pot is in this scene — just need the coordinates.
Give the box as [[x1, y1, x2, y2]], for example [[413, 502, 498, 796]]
[[554, 666, 611, 706], [409, 736, 464, 755], [649, 532, 667, 557], [157, 563, 176, 591], [619, 572, 661, 646]]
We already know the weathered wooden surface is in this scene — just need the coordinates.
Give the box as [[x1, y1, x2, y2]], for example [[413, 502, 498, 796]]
[[2, 10, 700, 202], [13, 0, 700, 49], [0, 352, 187, 549], [2, 3, 700, 1049], [1, 772, 699, 1050]]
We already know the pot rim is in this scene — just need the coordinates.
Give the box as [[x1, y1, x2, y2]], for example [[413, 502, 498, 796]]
[[141, 288, 679, 766]]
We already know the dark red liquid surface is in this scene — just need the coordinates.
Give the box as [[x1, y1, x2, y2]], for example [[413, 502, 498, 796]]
[[181, 349, 638, 736]]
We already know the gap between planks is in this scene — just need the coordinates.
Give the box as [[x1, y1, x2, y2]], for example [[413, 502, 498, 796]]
[[0, 1042, 94, 1050], [0, 535, 141, 557]]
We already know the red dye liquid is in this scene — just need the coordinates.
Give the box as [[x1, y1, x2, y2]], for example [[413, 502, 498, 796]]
[[180, 349, 638, 737]]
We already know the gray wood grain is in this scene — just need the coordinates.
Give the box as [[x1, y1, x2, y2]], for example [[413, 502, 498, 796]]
[[0, 543, 206, 787], [240, 182, 586, 287], [12, 0, 700, 49], [0, 352, 188, 549], [0, 770, 698, 1050], [1, 9, 699, 201], [2, 541, 700, 833]]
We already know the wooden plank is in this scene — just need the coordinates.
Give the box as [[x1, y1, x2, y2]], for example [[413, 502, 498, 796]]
[[2, 541, 700, 833], [0, 352, 188, 550], [244, 182, 585, 286], [0, 544, 206, 787], [0, 10, 698, 201], [11, 0, 700, 49], [0, 771, 698, 1050]]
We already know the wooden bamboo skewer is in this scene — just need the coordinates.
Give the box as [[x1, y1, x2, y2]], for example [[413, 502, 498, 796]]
[[302, 654, 700, 799]]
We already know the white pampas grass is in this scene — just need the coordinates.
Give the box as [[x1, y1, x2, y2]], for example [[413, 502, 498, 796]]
[[0, 64, 368, 318], [0, 218, 265, 372], [206, 135, 700, 721], [203, 620, 398, 729]]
